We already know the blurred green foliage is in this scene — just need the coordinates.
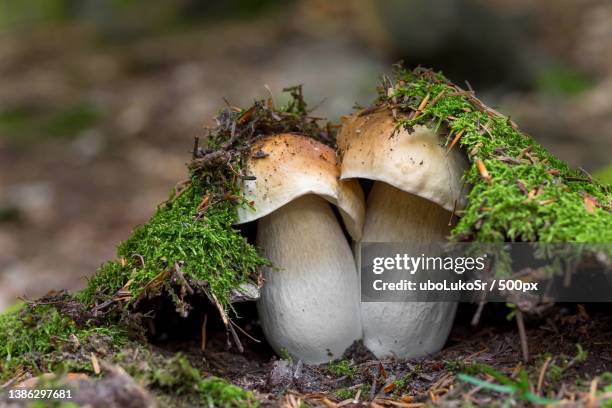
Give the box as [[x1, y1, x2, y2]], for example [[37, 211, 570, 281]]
[[594, 163, 612, 185], [0, 0, 69, 31], [536, 66, 593, 96], [0, 0, 289, 35], [0, 103, 101, 142]]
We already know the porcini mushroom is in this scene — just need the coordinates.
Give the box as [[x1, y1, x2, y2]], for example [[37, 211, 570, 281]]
[[235, 133, 365, 364], [338, 109, 468, 359]]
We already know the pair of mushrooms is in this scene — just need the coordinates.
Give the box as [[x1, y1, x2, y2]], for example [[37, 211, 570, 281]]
[[235, 108, 467, 364]]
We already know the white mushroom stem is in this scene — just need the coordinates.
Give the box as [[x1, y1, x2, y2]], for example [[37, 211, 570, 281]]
[[360, 182, 457, 358], [234, 133, 365, 363], [256, 194, 362, 364]]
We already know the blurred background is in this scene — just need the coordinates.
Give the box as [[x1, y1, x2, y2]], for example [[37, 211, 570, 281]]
[[1, 0, 611, 309]]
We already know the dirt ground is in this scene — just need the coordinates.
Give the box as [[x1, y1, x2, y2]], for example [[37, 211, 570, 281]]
[[140, 302, 612, 406]]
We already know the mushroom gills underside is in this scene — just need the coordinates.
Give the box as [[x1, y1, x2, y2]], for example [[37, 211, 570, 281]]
[[255, 194, 362, 364], [360, 181, 457, 359]]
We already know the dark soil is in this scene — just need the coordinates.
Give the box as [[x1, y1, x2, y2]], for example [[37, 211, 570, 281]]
[[143, 301, 612, 406]]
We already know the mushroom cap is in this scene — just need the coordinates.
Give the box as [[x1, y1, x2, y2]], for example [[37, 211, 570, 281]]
[[235, 133, 365, 241], [337, 109, 468, 212]]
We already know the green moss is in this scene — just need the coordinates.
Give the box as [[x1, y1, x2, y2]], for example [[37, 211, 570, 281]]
[[327, 359, 358, 380], [78, 86, 331, 321], [149, 353, 203, 393], [539, 344, 589, 386], [279, 347, 292, 362], [334, 388, 356, 400], [594, 163, 612, 185], [197, 377, 257, 407], [380, 66, 611, 243], [0, 303, 127, 382], [392, 372, 414, 396], [601, 373, 612, 408], [0, 305, 75, 364], [0, 303, 253, 406], [78, 182, 267, 312], [147, 354, 257, 407]]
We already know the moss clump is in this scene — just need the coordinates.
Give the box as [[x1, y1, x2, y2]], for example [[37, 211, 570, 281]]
[[0, 303, 127, 383], [334, 388, 356, 400], [197, 377, 257, 407], [378, 66, 611, 242], [0, 304, 255, 406], [147, 354, 257, 407], [0, 304, 76, 366], [78, 182, 267, 313], [327, 359, 358, 380], [391, 372, 414, 396], [594, 163, 612, 185]]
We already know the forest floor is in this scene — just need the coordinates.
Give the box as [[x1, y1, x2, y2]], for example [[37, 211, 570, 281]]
[[169, 303, 612, 406], [2, 300, 610, 407], [1, 2, 611, 407]]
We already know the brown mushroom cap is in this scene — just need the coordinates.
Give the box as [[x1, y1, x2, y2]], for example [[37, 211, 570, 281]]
[[337, 109, 468, 212], [235, 133, 365, 241]]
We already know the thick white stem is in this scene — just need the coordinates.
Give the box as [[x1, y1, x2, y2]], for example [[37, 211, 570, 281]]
[[361, 182, 457, 358], [256, 194, 362, 364]]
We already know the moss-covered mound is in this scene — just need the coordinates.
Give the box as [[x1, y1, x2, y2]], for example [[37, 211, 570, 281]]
[[375, 66, 611, 242], [78, 86, 334, 322]]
